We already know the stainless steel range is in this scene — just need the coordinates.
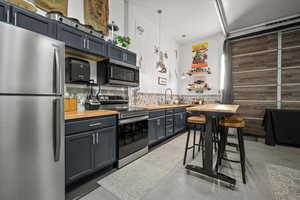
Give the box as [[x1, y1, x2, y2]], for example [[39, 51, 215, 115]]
[[98, 95, 149, 168], [46, 11, 104, 39]]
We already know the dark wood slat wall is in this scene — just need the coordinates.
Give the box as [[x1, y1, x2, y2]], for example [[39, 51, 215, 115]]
[[230, 33, 278, 136], [230, 29, 300, 137], [282, 29, 300, 109]]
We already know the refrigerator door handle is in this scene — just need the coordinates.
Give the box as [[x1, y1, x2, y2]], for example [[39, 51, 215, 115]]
[[53, 47, 62, 95], [53, 98, 62, 162]]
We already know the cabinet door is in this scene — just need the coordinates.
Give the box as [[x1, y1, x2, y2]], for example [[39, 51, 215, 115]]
[[166, 125, 174, 137], [148, 118, 158, 145], [174, 113, 182, 133], [86, 35, 107, 57], [11, 6, 56, 38], [0, 1, 9, 23], [94, 126, 116, 170], [108, 44, 123, 61], [156, 116, 166, 141], [57, 23, 85, 50], [123, 50, 136, 65], [65, 131, 94, 184]]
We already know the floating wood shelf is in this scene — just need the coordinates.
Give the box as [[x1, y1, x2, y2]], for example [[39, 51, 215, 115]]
[[187, 71, 211, 76], [188, 87, 211, 92]]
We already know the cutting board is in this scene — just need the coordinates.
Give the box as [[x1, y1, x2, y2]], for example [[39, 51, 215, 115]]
[[7, 0, 37, 12], [34, 0, 68, 16]]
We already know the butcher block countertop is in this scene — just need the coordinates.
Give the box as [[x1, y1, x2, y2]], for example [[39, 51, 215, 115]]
[[141, 104, 191, 110], [65, 110, 119, 120]]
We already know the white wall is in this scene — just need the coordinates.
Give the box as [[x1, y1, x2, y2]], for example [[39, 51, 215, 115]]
[[127, 2, 180, 94], [178, 33, 225, 95]]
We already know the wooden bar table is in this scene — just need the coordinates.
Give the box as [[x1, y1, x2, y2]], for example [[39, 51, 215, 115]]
[[186, 104, 240, 185]]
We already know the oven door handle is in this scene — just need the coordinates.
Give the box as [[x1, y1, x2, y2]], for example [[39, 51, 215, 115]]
[[119, 115, 149, 125]]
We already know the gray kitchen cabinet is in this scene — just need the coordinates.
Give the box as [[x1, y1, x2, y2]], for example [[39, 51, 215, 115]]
[[174, 112, 186, 133], [11, 6, 56, 38], [94, 126, 116, 170], [85, 35, 107, 57], [148, 118, 158, 145], [56, 23, 85, 51], [107, 43, 137, 65], [65, 115, 117, 185], [156, 116, 166, 141], [166, 125, 174, 137], [0, 1, 9, 23], [65, 131, 94, 184]]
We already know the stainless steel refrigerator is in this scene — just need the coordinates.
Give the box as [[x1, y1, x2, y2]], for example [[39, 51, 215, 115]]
[[0, 22, 65, 200]]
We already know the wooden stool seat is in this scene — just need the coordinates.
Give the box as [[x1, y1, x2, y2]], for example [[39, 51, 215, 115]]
[[187, 115, 206, 124], [224, 115, 245, 123], [219, 120, 246, 128]]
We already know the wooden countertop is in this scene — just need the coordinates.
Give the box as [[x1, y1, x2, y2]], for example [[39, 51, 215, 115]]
[[187, 104, 240, 113], [65, 110, 119, 120], [141, 104, 191, 110]]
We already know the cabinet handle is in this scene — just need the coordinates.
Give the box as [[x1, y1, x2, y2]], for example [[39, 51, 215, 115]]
[[92, 134, 95, 145], [83, 39, 86, 49], [87, 39, 90, 49], [96, 133, 99, 144], [157, 119, 160, 126], [6, 10, 10, 23], [89, 122, 102, 127], [14, 13, 17, 25]]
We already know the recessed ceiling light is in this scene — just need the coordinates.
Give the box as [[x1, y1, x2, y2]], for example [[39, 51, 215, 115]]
[[181, 34, 187, 38]]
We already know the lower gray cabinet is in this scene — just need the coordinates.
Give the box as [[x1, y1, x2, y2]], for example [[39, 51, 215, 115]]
[[148, 116, 166, 145], [65, 131, 94, 184], [174, 112, 186, 133], [65, 116, 117, 185], [94, 126, 116, 170]]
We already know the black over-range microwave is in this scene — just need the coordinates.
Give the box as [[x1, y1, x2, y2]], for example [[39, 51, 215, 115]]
[[98, 59, 139, 87], [65, 57, 91, 83]]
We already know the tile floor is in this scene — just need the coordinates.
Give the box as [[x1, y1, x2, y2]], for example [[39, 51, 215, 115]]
[[69, 132, 300, 200]]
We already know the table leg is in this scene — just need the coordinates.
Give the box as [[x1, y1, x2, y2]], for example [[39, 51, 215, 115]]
[[185, 113, 236, 185]]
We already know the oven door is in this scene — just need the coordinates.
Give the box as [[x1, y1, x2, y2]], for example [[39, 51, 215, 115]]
[[118, 116, 148, 159], [108, 64, 139, 87]]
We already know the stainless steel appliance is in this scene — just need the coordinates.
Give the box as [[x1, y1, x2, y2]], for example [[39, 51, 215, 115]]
[[98, 95, 148, 168], [98, 60, 140, 87], [0, 22, 65, 200], [46, 11, 103, 38], [65, 57, 90, 83]]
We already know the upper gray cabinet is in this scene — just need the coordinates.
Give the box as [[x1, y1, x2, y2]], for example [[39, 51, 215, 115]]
[[11, 6, 56, 38], [85, 35, 107, 57], [56, 22, 107, 57], [0, 1, 9, 23], [56, 23, 85, 51], [107, 44, 137, 66]]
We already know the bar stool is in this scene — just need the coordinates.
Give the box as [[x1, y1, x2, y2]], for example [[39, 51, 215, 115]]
[[216, 116, 247, 184], [183, 115, 206, 165]]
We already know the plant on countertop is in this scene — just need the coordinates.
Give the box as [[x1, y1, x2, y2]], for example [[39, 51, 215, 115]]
[[116, 36, 132, 48]]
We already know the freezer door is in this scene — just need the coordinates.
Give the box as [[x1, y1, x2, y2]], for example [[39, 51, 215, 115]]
[[0, 96, 65, 200], [0, 22, 65, 95]]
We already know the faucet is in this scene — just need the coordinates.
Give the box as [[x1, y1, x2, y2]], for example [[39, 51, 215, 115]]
[[164, 88, 173, 104]]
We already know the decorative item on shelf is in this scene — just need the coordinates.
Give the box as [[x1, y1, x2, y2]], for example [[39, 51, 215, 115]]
[[156, 51, 167, 73], [107, 21, 119, 42], [181, 72, 187, 79], [158, 77, 167, 85], [35, 0, 67, 15], [84, 0, 109, 35], [9, 0, 37, 12], [116, 36, 131, 48], [136, 25, 145, 35]]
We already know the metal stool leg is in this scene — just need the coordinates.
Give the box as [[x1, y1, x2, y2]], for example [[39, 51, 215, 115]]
[[237, 127, 246, 184], [192, 124, 196, 159], [183, 125, 191, 165], [198, 126, 202, 152]]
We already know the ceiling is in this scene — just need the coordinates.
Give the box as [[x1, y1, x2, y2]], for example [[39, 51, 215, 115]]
[[129, 0, 300, 43]]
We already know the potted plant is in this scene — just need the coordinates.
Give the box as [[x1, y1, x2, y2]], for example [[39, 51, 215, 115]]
[[116, 36, 132, 48]]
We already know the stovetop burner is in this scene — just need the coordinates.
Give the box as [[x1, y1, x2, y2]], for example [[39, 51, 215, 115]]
[[68, 17, 80, 24]]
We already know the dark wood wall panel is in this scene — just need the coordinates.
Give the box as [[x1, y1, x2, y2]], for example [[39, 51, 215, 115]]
[[282, 102, 300, 109], [233, 86, 276, 101], [282, 47, 300, 67], [282, 30, 300, 48], [234, 101, 276, 118], [232, 51, 277, 72], [233, 70, 277, 86], [282, 85, 300, 101], [231, 34, 277, 56], [244, 119, 265, 136], [282, 68, 300, 84]]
